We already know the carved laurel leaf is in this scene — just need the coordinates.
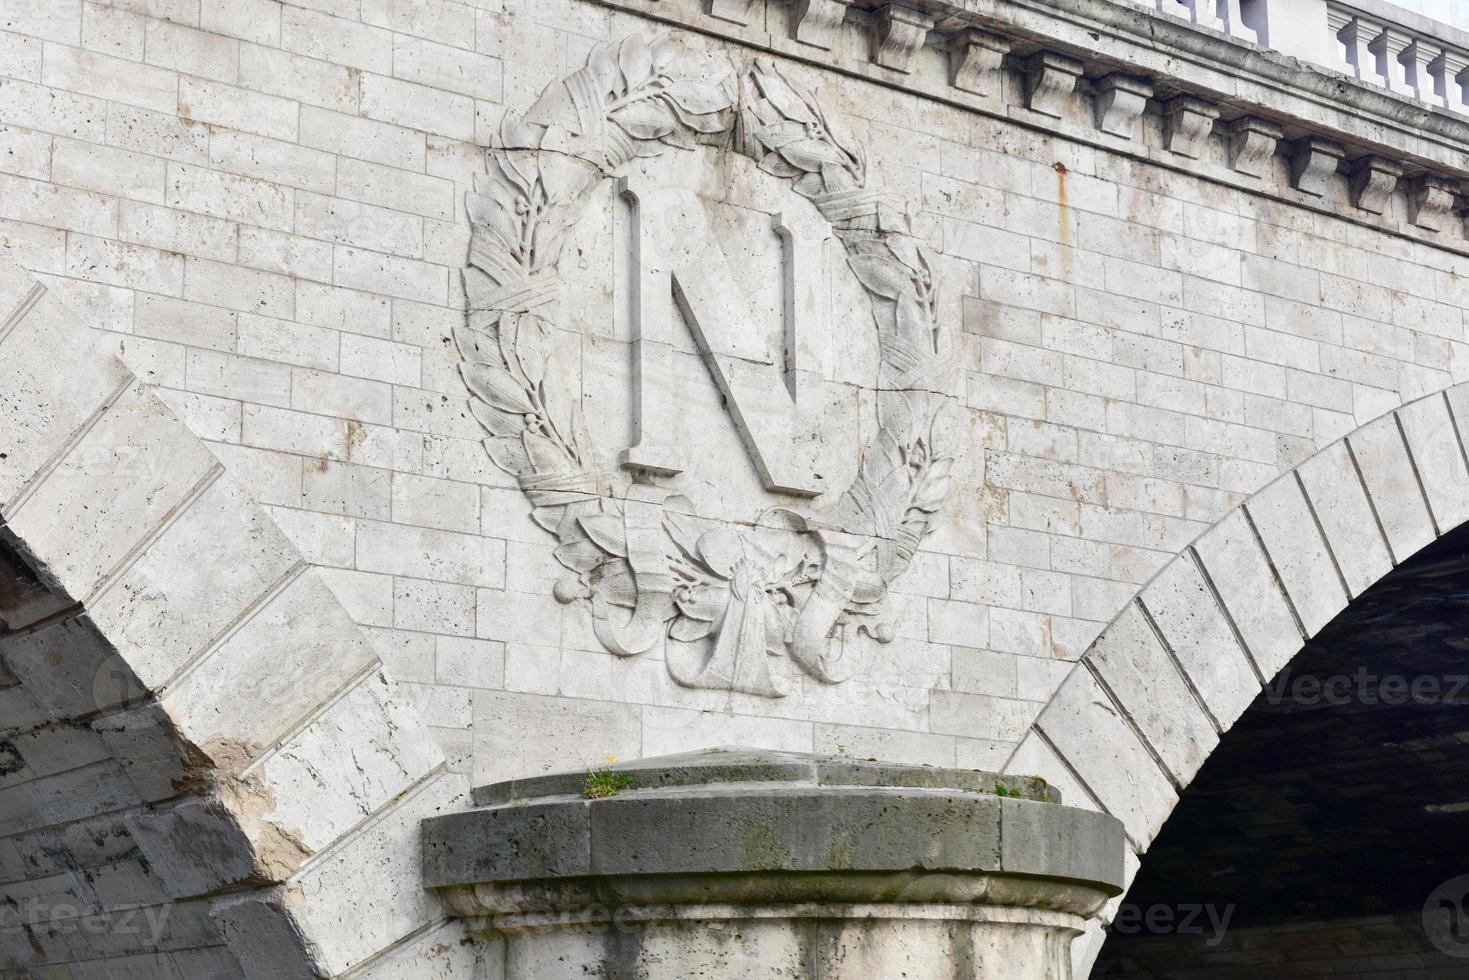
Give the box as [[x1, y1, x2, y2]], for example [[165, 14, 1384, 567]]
[[500, 312, 549, 389], [758, 152, 804, 180], [847, 252, 910, 302], [618, 34, 655, 90], [497, 114, 541, 173], [468, 398, 525, 440], [486, 435, 533, 477], [795, 171, 826, 197], [579, 513, 628, 557], [454, 320, 497, 361], [588, 42, 621, 98], [752, 61, 817, 125], [669, 83, 734, 118], [523, 430, 570, 473], [662, 126, 697, 151], [555, 538, 605, 574], [663, 510, 705, 562], [754, 120, 809, 151], [467, 185, 524, 260], [776, 138, 846, 172], [520, 316, 559, 391], [463, 361, 535, 416], [667, 96, 731, 134], [650, 34, 678, 74], [537, 378, 577, 460], [611, 100, 677, 141], [747, 59, 864, 193]]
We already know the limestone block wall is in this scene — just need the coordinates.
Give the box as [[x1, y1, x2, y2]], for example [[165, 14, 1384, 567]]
[[3, 1, 1469, 973], [0, 255, 479, 976], [1, 0, 1466, 788]]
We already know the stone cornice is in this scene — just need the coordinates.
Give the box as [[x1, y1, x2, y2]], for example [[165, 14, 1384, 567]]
[[621, 0, 1469, 252], [630, 0, 1469, 169], [941, 0, 1469, 175], [423, 749, 1125, 919]]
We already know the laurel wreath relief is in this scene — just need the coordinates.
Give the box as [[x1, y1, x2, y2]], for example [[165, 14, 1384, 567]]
[[458, 33, 958, 698]]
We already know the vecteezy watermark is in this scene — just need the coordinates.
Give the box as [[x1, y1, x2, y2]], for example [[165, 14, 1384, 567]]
[[1424, 876, 1469, 957], [0, 900, 172, 944], [1108, 902, 1235, 947], [1262, 667, 1469, 708]]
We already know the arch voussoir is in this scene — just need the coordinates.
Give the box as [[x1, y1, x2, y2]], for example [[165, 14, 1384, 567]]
[[1008, 381, 1469, 972], [1296, 440, 1394, 598], [1347, 409, 1439, 564], [0, 254, 461, 977]]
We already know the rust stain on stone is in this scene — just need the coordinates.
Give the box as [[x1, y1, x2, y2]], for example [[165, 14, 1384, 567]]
[[1053, 161, 1071, 248]]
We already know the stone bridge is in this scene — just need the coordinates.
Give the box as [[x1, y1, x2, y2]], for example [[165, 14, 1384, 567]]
[[2, 0, 1469, 976]]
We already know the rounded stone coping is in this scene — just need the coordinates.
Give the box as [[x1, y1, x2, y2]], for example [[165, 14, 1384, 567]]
[[423, 749, 1125, 919], [471, 746, 1055, 806], [439, 870, 1119, 920], [445, 897, 1097, 931]]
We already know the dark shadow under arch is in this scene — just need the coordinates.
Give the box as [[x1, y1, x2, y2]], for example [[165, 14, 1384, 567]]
[[1094, 520, 1469, 977]]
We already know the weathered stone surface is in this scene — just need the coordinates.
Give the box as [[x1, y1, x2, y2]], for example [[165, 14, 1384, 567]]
[[425, 750, 1121, 979], [1297, 440, 1395, 597], [1033, 669, 1178, 846], [1350, 412, 1439, 564], [475, 746, 1048, 806], [0, 614, 144, 718], [1192, 508, 1303, 682], [87, 473, 300, 688], [0, 291, 130, 510], [162, 571, 379, 748], [0, 252, 447, 977], [1139, 551, 1260, 731], [1245, 474, 1350, 637], [4, 0, 1469, 972], [1397, 393, 1469, 533], [1086, 602, 1218, 786], [6, 384, 219, 599]]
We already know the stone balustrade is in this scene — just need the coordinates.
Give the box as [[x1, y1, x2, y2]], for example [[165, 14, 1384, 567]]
[[1130, 0, 1265, 45], [1129, 0, 1469, 114], [644, 0, 1469, 134], [1323, 0, 1469, 111], [627, 0, 1469, 248]]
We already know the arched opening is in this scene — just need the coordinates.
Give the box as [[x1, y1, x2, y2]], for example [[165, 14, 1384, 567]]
[[1094, 520, 1469, 976]]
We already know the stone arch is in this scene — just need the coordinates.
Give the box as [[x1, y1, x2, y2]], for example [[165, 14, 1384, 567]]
[[0, 255, 477, 976], [999, 381, 1469, 973]]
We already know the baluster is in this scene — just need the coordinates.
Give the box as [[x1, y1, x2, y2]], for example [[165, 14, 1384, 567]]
[[1219, 0, 1258, 43], [1328, 7, 1355, 74], [1455, 56, 1469, 115], [1428, 50, 1469, 115], [1341, 16, 1386, 86], [1442, 51, 1469, 115], [1371, 27, 1417, 96], [1407, 38, 1446, 107], [1183, 0, 1225, 32]]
